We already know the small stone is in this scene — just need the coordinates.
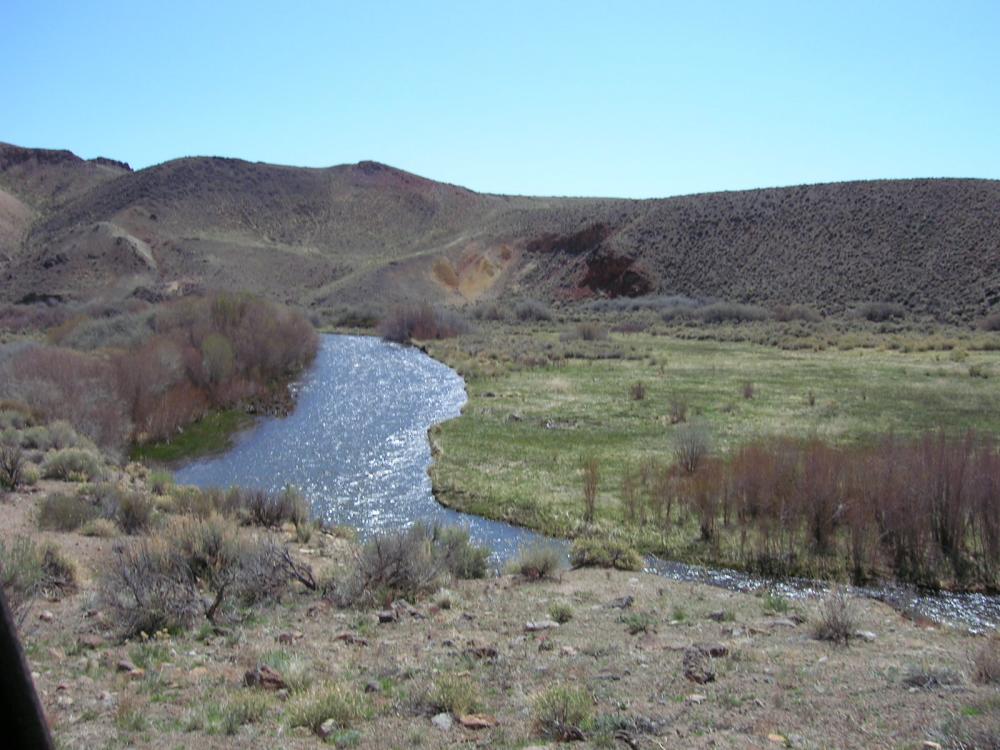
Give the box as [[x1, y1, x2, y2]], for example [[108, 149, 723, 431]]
[[277, 632, 295, 645], [767, 618, 799, 629], [377, 610, 398, 624], [56, 682, 70, 692], [431, 712, 453, 731], [696, 642, 729, 658], [243, 665, 286, 691], [116, 659, 138, 673], [682, 646, 716, 684], [98, 690, 114, 706], [686, 693, 707, 704], [364, 681, 380, 694], [463, 645, 498, 660], [56, 695, 74, 709], [606, 596, 634, 610], [317, 718, 338, 739], [855, 630, 878, 642], [77, 634, 104, 650], [707, 611, 727, 622], [525, 619, 560, 632], [458, 714, 498, 730], [560, 646, 578, 657], [922, 743, 943, 750], [39, 610, 55, 622], [768, 734, 787, 744]]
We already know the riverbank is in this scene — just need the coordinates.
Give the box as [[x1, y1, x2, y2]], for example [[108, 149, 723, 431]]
[[6, 478, 999, 749], [424, 324, 1000, 591]]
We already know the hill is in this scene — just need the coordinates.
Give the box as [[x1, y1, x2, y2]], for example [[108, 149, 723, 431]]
[[1, 142, 997, 321]]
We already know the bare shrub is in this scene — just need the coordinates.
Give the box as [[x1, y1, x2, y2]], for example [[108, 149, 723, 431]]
[[973, 636, 1000, 684], [430, 525, 490, 579], [115, 492, 155, 534], [575, 321, 609, 341], [628, 381, 647, 401], [0, 443, 24, 490], [514, 298, 553, 322], [674, 425, 711, 474], [38, 492, 100, 531], [742, 380, 755, 399], [507, 542, 564, 581], [855, 301, 905, 322], [813, 588, 858, 645], [581, 456, 599, 524], [697, 303, 770, 324], [978, 312, 1000, 331], [228, 486, 309, 528], [378, 304, 469, 343], [774, 304, 822, 322], [0, 539, 77, 625], [668, 396, 688, 424], [570, 537, 643, 571]]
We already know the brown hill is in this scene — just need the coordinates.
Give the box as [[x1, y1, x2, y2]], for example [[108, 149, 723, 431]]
[[1, 143, 997, 321]]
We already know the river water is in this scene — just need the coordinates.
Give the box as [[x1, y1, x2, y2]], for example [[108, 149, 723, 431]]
[[176, 334, 998, 631]]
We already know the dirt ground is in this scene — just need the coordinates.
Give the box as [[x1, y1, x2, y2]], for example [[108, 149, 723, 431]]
[[5, 483, 999, 750]]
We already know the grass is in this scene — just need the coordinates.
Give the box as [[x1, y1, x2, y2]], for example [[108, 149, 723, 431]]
[[427, 327, 1000, 579], [130, 409, 254, 464]]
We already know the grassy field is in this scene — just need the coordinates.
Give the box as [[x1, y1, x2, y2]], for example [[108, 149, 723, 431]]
[[427, 324, 1000, 581], [130, 409, 254, 464]]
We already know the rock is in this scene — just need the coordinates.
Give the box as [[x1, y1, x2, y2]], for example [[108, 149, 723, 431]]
[[56, 695, 74, 709], [76, 634, 105, 650], [682, 646, 716, 684], [431, 712, 453, 731], [39, 610, 54, 623], [364, 681, 381, 694], [243, 665, 287, 691], [768, 734, 788, 744], [277, 631, 303, 645], [922, 743, 943, 750], [56, 682, 70, 692], [606, 595, 634, 609], [686, 693, 707, 704], [458, 714, 498, 730], [334, 632, 369, 646], [766, 618, 800, 629], [98, 690, 114, 707], [463, 645, 498, 660], [377, 610, 398, 624], [560, 646, 578, 657], [317, 718, 339, 739], [707, 610, 727, 622], [116, 659, 138, 673], [525, 619, 560, 632], [695, 642, 729, 658], [855, 630, 878, 642]]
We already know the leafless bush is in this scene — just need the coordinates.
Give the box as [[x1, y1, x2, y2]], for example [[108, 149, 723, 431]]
[[742, 380, 755, 399], [38, 492, 100, 531], [973, 636, 1000, 684], [668, 396, 688, 424], [674, 425, 711, 474], [514, 298, 553, 322], [774, 304, 822, 323], [228, 486, 309, 528], [629, 381, 647, 401], [581, 456, 599, 524], [0, 443, 24, 490], [854, 301, 905, 322], [977, 312, 1000, 331], [378, 304, 469, 343], [813, 588, 859, 645]]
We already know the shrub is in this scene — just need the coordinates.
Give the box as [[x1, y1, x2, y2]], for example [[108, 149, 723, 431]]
[[0, 443, 24, 490], [978, 312, 1000, 332], [973, 636, 1000, 684], [229, 486, 309, 528], [41, 448, 104, 481], [575, 322, 608, 341], [0, 539, 76, 624], [100, 515, 293, 637], [570, 537, 643, 571], [378, 304, 469, 343], [581, 456, 599, 524], [628, 381, 646, 401], [80, 518, 119, 538], [549, 602, 573, 624], [334, 523, 489, 607], [222, 692, 271, 733], [668, 396, 688, 424], [286, 683, 369, 734], [855, 301, 905, 322], [148, 470, 174, 495], [533, 686, 592, 741], [674, 425, 711, 474], [116, 492, 155, 534], [514, 299, 553, 322], [697, 302, 770, 324], [742, 380, 755, 400], [812, 588, 858, 645], [430, 525, 490, 579], [38, 492, 100, 531], [774, 304, 822, 323], [507, 543, 564, 581], [428, 674, 481, 715], [620, 611, 656, 634]]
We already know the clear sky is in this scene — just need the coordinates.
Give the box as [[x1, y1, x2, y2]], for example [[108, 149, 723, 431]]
[[3, 1, 999, 198]]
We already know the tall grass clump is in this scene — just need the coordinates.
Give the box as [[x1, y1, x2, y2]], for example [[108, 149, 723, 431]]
[[507, 542, 564, 581], [533, 686, 593, 741]]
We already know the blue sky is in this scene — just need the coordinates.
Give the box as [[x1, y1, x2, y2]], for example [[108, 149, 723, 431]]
[[3, 1, 999, 198]]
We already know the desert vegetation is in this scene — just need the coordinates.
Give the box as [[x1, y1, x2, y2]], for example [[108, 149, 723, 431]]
[[0, 292, 317, 454]]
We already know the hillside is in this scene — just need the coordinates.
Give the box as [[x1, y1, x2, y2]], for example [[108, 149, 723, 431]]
[[1, 143, 998, 321]]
